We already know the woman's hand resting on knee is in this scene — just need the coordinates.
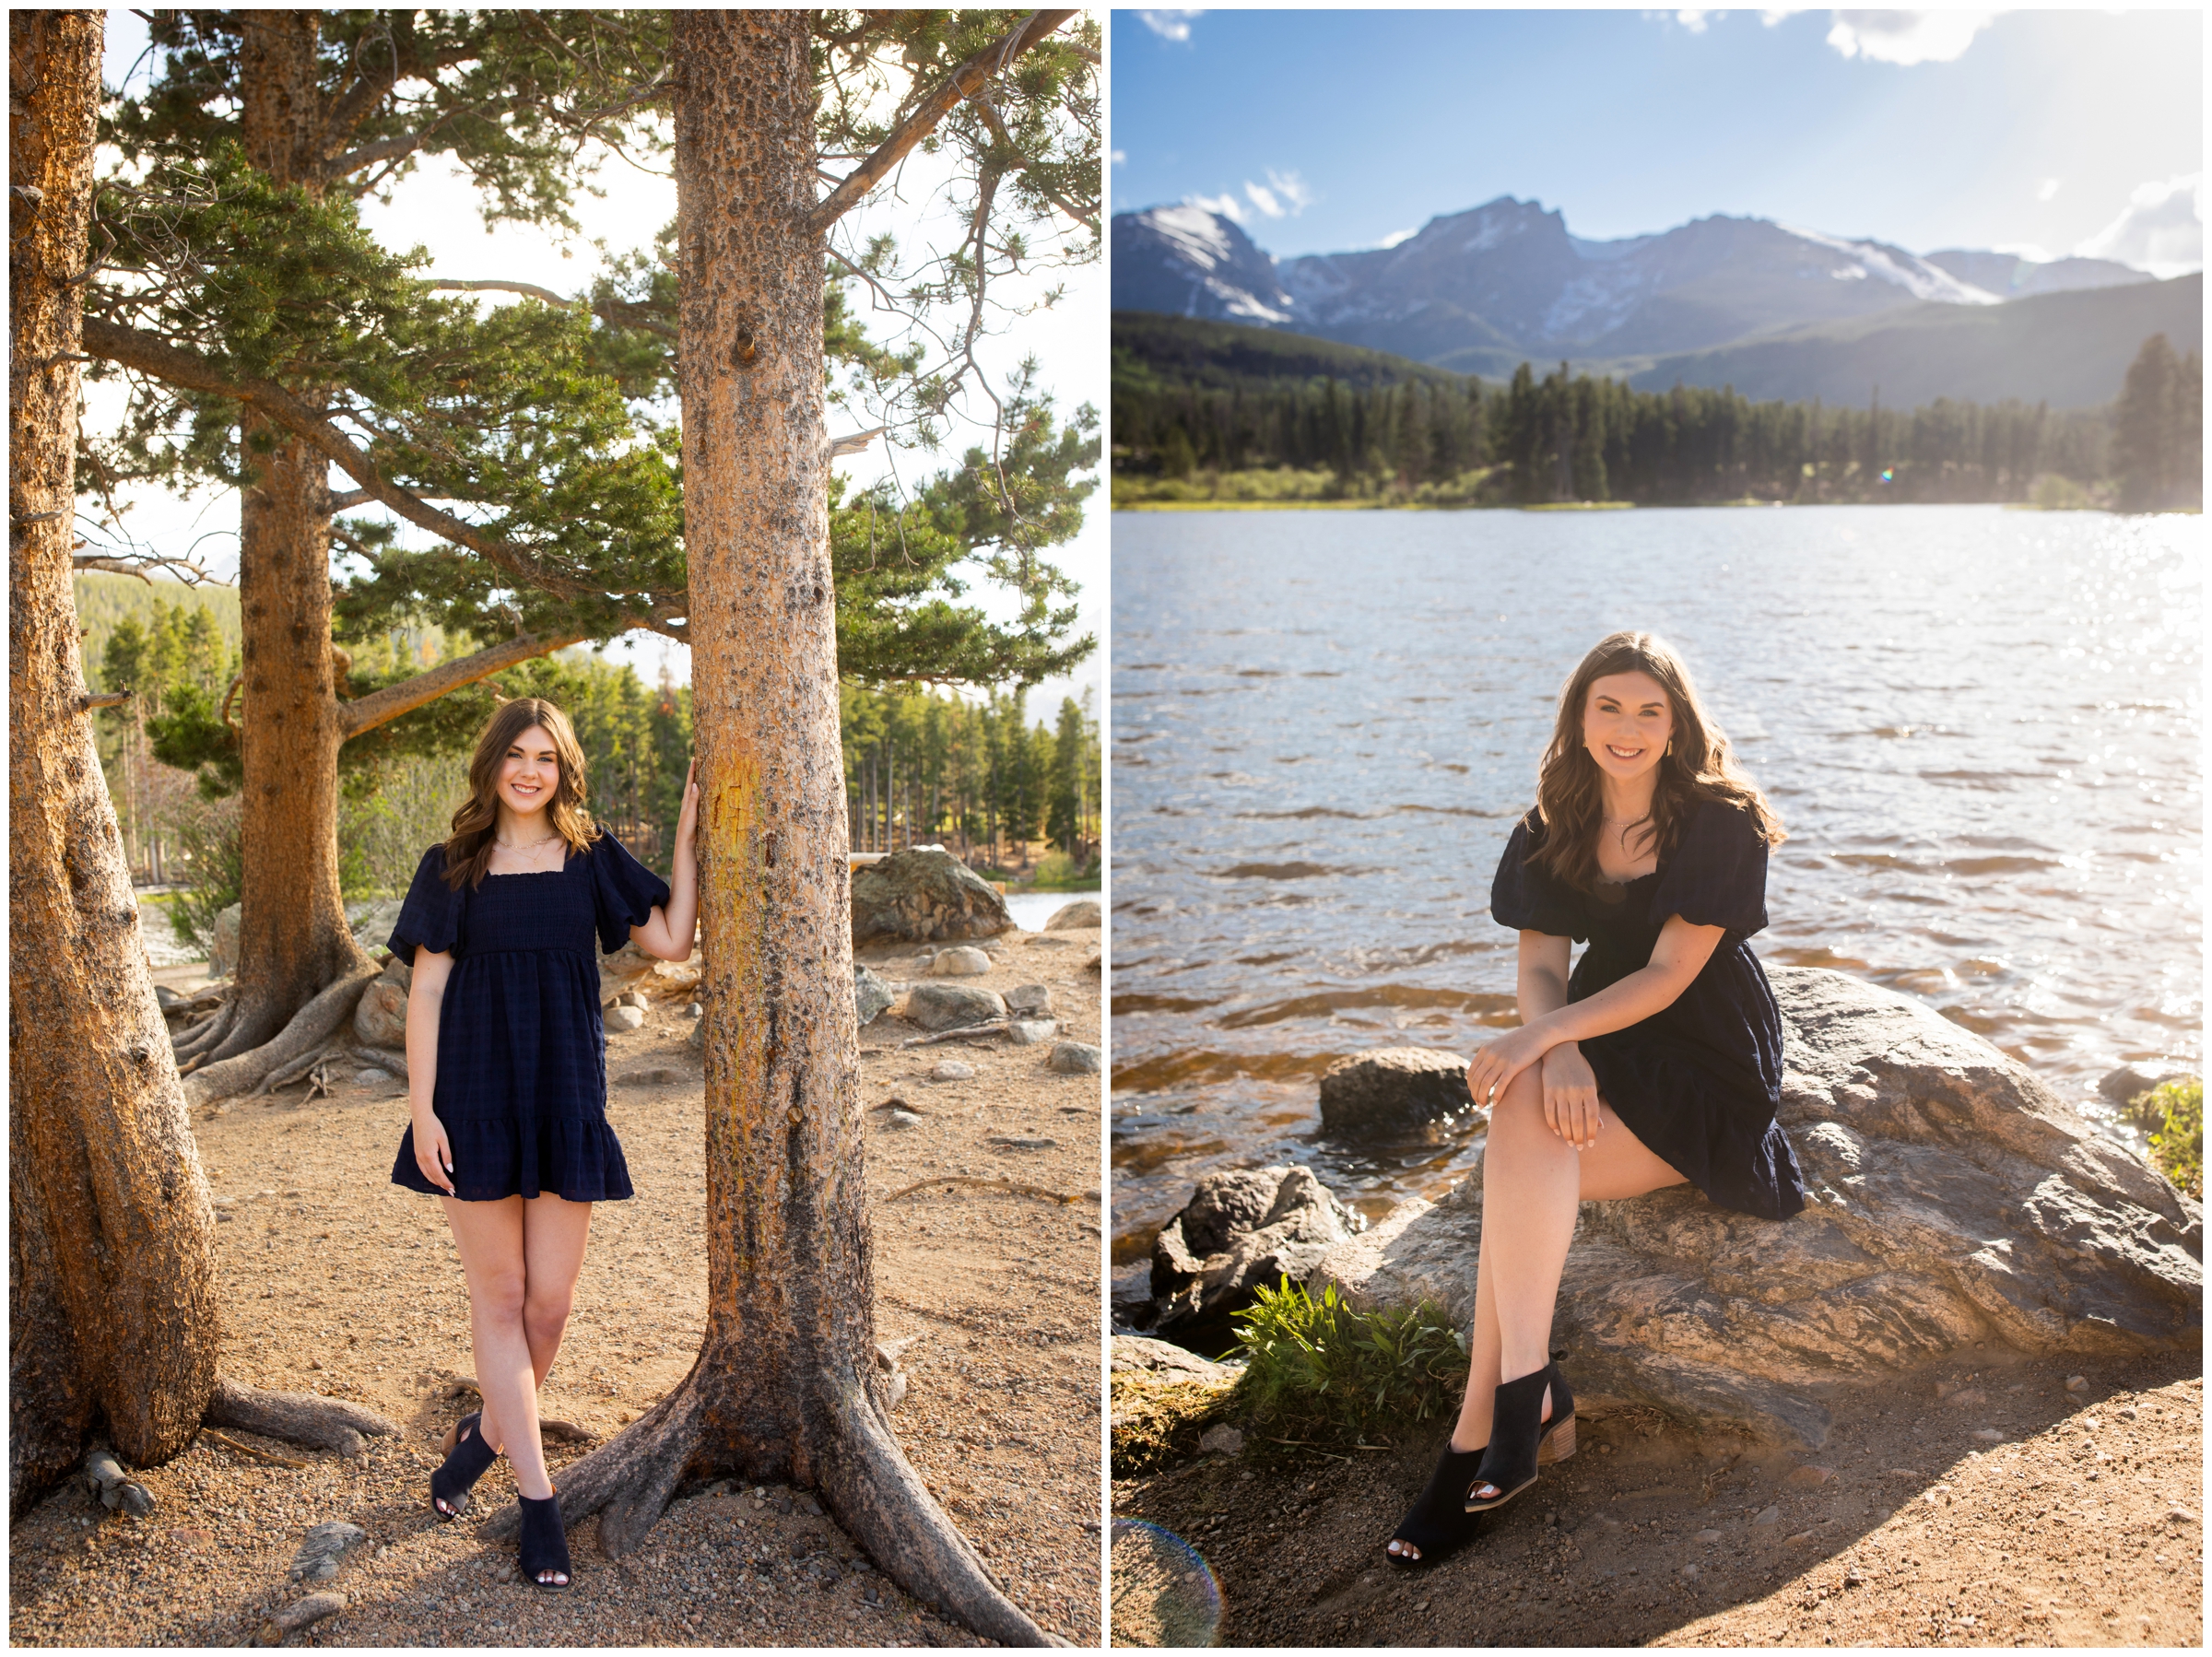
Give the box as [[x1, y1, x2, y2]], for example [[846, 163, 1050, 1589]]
[[1465, 1023, 1551, 1112], [1540, 1042, 1600, 1150]]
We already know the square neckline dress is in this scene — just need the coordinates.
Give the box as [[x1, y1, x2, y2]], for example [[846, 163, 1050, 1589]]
[[1490, 796, 1806, 1221], [387, 832, 671, 1204]]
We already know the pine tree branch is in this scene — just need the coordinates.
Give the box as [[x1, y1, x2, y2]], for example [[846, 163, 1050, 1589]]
[[80, 315, 686, 640], [807, 11, 1079, 237], [427, 278, 679, 339], [337, 629, 589, 737]]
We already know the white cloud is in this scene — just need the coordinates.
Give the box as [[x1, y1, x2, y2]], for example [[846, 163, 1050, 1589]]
[[1137, 10, 1203, 43], [1186, 191, 1246, 225], [2076, 173, 2203, 278], [1111, 149, 1127, 167], [1238, 168, 1314, 220], [2036, 177, 2061, 203], [1674, 10, 1713, 32], [1824, 10, 1998, 65]]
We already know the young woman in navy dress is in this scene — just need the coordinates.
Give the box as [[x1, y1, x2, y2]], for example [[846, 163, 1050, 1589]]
[[1388, 631, 1801, 1565], [390, 697, 698, 1589]]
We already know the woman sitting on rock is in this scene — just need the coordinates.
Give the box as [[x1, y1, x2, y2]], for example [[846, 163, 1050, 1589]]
[[390, 697, 698, 1588], [1388, 630, 1799, 1565]]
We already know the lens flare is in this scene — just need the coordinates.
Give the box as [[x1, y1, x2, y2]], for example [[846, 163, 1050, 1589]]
[[1110, 1518, 1222, 1646]]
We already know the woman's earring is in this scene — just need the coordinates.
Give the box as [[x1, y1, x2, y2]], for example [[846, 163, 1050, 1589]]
[[1665, 740, 1675, 757]]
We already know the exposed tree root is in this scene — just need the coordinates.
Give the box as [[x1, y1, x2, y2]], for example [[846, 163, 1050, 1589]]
[[171, 997, 238, 1061], [202, 1377, 399, 1459], [883, 1173, 1089, 1206], [182, 962, 380, 1106], [478, 1361, 1051, 1645], [198, 1428, 310, 1469]]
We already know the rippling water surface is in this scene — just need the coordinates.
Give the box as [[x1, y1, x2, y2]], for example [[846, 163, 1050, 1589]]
[[1110, 505, 2201, 1264]]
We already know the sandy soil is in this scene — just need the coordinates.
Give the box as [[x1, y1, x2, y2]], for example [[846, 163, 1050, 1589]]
[[8, 925, 1104, 1648], [1110, 1348, 2201, 1648]]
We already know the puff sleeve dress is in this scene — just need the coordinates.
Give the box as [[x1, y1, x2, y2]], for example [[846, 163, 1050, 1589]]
[[1489, 798, 1805, 1221], [387, 832, 672, 1204]]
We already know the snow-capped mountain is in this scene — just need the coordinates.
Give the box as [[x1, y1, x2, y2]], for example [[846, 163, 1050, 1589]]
[[1112, 197, 2156, 365]]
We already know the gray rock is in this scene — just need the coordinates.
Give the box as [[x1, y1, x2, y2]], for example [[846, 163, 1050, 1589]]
[[1007, 1018, 1059, 1046], [354, 1067, 394, 1087], [288, 1521, 370, 1582], [883, 1110, 924, 1132], [686, 1001, 703, 1019], [261, 1592, 346, 1642], [1110, 1334, 1241, 1383], [902, 982, 1006, 1031], [1150, 1165, 1362, 1334], [346, 897, 405, 952], [1300, 968, 2202, 1451], [1317, 1046, 1477, 1134], [1006, 983, 1053, 1017], [854, 965, 894, 1026], [929, 946, 993, 978], [988, 1134, 1059, 1150], [351, 955, 412, 1050], [852, 848, 1014, 946], [1049, 1040, 1101, 1075], [209, 902, 241, 978], [1751, 1505, 1781, 1526], [81, 1447, 154, 1516], [929, 1060, 976, 1082], [605, 1005, 645, 1033], [2099, 1065, 2194, 1108], [1198, 1424, 1244, 1456], [1043, 899, 1100, 931]]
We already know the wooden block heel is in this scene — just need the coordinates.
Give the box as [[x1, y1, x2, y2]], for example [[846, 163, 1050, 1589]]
[[1465, 1360, 1577, 1514], [1538, 1413, 1575, 1464]]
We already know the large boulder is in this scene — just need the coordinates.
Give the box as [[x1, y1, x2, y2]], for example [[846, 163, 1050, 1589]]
[[209, 901, 241, 977], [352, 956, 412, 1049], [901, 982, 1006, 1031], [1302, 968, 2202, 1451], [1318, 1046, 1478, 1135], [1149, 1165, 1362, 1336], [346, 897, 405, 954], [852, 849, 1013, 945]]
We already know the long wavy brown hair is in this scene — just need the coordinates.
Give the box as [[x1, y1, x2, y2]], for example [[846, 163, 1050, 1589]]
[[1529, 630, 1783, 892], [441, 697, 601, 890]]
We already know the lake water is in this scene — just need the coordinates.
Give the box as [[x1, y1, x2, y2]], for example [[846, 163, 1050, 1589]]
[[1110, 504, 2202, 1264]]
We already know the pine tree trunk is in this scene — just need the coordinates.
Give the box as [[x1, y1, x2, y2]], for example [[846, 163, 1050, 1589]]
[[477, 17, 1047, 1643], [198, 13, 373, 1075], [9, 7, 222, 1516]]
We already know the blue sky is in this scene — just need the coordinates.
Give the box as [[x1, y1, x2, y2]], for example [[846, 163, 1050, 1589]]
[[1112, 8, 2203, 273]]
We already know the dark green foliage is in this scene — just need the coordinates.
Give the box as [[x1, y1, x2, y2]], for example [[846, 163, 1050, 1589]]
[[1230, 1280, 1471, 1443], [75, 573, 240, 689], [1112, 312, 1467, 396], [165, 795, 243, 954], [1116, 317, 2120, 505], [2111, 335, 2205, 512], [1046, 696, 1093, 854]]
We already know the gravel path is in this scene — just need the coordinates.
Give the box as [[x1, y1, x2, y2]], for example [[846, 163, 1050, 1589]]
[[10, 927, 1104, 1647], [1111, 1351, 2200, 1647]]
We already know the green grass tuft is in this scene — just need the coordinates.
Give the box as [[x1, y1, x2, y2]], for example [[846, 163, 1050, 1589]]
[[1229, 1280, 1469, 1443], [2123, 1077, 2203, 1199]]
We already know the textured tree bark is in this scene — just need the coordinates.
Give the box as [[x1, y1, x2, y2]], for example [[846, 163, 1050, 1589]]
[[8, 7, 221, 1516], [478, 17, 1049, 1645], [203, 1379, 401, 1459], [197, 12, 376, 1076]]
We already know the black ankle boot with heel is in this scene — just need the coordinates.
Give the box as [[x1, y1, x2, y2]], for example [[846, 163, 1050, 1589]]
[[1465, 1360, 1575, 1513], [1385, 1440, 1488, 1566], [518, 1491, 572, 1589], [429, 1412, 500, 1521]]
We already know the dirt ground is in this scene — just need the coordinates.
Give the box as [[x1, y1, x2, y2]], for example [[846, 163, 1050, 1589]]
[[1111, 1347, 2202, 1648], [8, 923, 1104, 1649]]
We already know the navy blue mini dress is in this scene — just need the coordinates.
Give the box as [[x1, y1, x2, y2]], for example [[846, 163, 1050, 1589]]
[[1490, 797, 1806, 1222], [387, 831, 670, 1204]]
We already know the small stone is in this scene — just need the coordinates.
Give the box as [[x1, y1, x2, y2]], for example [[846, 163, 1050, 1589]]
[[883, 1110, 924, 1132], [986, 1135, 1057, 1150], [288, 1522, 370, 1582], [2167, 1506, 2197, 1525], [1048, 1040, 1100, 1075], [685, 1001, 703, 1019], [854, 965, 894, 1026], [1681, 1563, 1701, 1580], [2065, 1375, 2088, 1393], [270, 1592, 347, 1636], [1006, 983, 1053, 1017], [2118, 1405, 2137, 1420], [929, 1061, 975, 1083], [1695, 1529, 1722, 1544], [1006, 1018, 1058, 1046], [354, 1066, 394, 1087], [1973, 1428, 2006, 1442], [618, 990, 649, 1009], [605, 1005, 645, 1032], [1198, 1424, 1243, 1456], [930, 946, 992, 977], [1785, 1464, 1836, 1487], [1751, 1505, 1781, 1526], [1947, 1389, 1987, 1407], [1784, 1530, 1818, 1547]]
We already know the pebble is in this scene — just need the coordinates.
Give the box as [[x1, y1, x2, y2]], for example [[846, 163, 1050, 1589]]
[[605, 1005, 646, 1032], [986, 1135, 1058, 1150], [685, 1002, 703, 1019], [1681, 1563, 1702, 1579], [929, 1061, 975, 1082], [1972, 1428, 2006, 1442], [1198, 1424, 1243, 1456], [883, 1110, 924, 1131], [1006, 1019, 1058, 1046], [1751, 1505, 1781, 1526], [2065, 1375, 2088, 1393], [1784, 1530, 1818, 1547], [1047, 1041, 1101, 1075], [354, 1067, 394, 1086], [1785, 1464, 1836, 1487], [288, 1521, 371, 1582], [929, 947, 992, 977], [1695, 1529, 1722, 1545]]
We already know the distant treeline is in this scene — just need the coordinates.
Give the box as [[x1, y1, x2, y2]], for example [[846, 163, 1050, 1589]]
[[1115, 322, 2201, 510]]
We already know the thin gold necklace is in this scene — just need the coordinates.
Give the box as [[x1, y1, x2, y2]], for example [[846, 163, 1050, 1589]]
[[497, 830, 563, 851]]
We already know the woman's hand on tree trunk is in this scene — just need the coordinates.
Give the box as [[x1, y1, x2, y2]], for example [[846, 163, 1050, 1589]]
[[413, 1111, 456, 1195], [1540, 1041, 1601, 1150], [675, 758, 699, 851]]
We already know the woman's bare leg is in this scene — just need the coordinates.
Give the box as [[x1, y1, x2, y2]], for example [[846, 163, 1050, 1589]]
[[520, 1194, 593, 1391], [441, 1195, 556, 1504], [1390, 1075, 1684, 1557]]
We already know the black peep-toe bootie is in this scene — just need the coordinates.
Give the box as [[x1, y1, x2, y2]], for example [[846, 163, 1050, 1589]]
[[429, 1412, 500, 1520], [1386, 1440, 1489, 1566], [1465, 1361, 1575, 1514], [518, 1491, 573, 1589]]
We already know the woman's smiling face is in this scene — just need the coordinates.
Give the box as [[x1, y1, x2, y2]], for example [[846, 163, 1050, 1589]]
[[498, 724, 560, 819], [1583, 669, 1674, 788]]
